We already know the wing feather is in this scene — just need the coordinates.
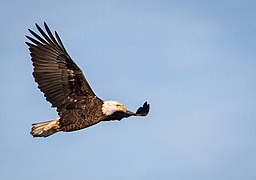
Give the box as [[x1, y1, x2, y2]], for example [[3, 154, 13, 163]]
[[26, 22, 97, 113]]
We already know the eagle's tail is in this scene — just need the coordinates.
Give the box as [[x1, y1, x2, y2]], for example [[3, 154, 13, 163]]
[[30, 118, 60, 138]]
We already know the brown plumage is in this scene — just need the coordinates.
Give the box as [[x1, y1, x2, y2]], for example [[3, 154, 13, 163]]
[[26, 22, 150, 137]]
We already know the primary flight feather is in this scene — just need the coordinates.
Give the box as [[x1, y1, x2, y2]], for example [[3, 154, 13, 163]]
[[26, 22, 150, 137]]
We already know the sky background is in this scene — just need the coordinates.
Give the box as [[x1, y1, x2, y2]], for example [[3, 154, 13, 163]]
[[0, 0, 256, 179]]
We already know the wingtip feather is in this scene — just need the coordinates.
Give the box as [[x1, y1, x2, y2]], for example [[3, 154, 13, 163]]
[[135, 101, 150, 116]]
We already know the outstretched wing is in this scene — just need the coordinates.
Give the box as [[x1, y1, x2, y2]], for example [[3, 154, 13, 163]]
[[26, 22, 97, 113], [103, 102, 150, 121]]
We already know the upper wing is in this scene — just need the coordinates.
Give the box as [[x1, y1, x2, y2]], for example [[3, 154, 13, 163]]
[[26, 22, 97, 113], [103, 102, 150, 121]]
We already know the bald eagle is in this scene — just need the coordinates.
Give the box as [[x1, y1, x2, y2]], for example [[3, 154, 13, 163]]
[[26, 22, 150, 137]]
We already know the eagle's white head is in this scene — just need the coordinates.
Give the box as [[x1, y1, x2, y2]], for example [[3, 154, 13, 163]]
[[102, 100, 127, 116]]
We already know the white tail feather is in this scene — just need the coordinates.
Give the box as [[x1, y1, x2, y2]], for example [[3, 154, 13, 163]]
[[31, 118, 60, 137]]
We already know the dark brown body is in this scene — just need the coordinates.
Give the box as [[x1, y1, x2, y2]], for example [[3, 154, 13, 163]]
[[59, 97, 104, 132]]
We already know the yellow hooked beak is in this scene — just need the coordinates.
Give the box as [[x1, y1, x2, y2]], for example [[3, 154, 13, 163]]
[[117, 104, 127, 113]]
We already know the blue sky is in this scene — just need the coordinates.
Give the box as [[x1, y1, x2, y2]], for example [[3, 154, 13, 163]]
[[0, 0, 256, 179]]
